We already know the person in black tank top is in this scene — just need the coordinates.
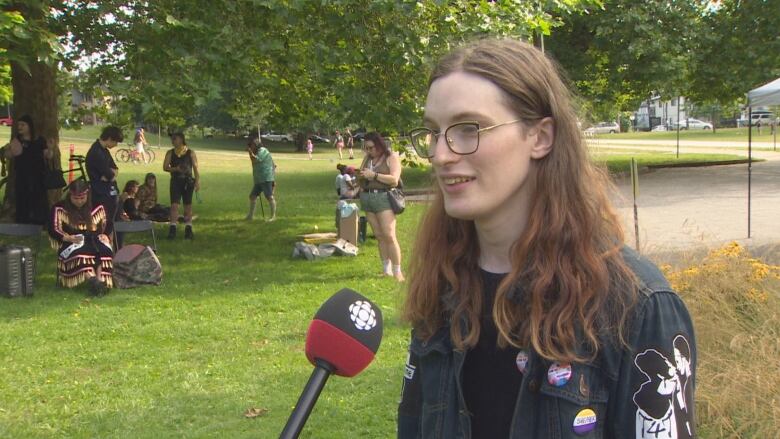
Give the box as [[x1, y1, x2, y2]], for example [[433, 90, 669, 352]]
[[163, 132, 200, 239]]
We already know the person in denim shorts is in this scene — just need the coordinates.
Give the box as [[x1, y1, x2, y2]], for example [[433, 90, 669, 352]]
[[358, 132, 404, 281]]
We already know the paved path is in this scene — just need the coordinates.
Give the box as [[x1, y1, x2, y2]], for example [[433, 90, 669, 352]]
[[591, 138, 778, 149], [587, 138, 780, 160], [410, 138, 780, 260], [577, 138, 780, 256], [612, 158, 780, 254]]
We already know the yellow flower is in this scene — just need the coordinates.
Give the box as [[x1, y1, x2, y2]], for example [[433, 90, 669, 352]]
[[745, 288, 769, 304]]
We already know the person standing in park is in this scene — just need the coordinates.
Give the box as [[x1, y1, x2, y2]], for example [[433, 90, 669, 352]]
[[2, 114, 52, 224], [86, 126, 123, 239], [358, 132, 404, 281], [245, 137, 277, 221], [345, 128, 355, 159], [306, 137, 314, 160], [333, 130, 345, 160], [163, 132, 199, 239], [133, 127, 149, 164], [398, 39, 696, 438]]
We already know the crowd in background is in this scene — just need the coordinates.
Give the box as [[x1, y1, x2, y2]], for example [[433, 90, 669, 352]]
[[1, 115, 407, 294]]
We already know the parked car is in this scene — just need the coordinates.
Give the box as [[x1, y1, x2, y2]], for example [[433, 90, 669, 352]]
[[750, 113, 775, 126], [0, 116, 12, 126], [584, 121, 620, 135], [651, 124, 668, 132], [309, 134, 330, 143], [260, 132, 293, 142], [352, 131, 367, 142], [673, 118, 713, 130]]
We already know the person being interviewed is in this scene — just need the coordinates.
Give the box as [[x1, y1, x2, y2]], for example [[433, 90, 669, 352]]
[[398, 39, 696, 439], [48, 180, 113, 296], [358, 132, 404, 281]]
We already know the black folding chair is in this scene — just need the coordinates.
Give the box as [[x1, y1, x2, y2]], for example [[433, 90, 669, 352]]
[[113, 220, 157, 252]]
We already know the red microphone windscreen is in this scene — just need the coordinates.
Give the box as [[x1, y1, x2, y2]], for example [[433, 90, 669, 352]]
[[305, 289, 383, 377], [306, 320, 375, 377]]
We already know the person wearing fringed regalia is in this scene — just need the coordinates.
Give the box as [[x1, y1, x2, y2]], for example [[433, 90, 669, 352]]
[[48, 180, 114, 296]]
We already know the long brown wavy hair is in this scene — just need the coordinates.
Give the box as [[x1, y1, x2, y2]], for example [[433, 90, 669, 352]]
[[403, 39, 638, 363]]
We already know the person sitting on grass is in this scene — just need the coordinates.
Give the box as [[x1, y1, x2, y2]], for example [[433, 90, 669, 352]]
[[335, 163, 346, 196], [119, 180, 143, 221], [48, 179, 113, 296], [137, 173, 170, 222], [339, 166, 358, 200]]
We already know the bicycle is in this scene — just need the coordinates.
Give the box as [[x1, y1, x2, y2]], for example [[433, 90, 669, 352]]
[[115, 143, 155, 164]]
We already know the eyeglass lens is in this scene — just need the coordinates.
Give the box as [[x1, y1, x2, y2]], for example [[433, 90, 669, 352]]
[[412, 123, 479, 157]]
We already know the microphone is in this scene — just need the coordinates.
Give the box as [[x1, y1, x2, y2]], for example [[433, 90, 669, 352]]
[[279, 288, 383, 439]]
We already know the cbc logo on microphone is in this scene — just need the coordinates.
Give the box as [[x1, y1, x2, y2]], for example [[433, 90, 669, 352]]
[[348, 300, 377, 331]]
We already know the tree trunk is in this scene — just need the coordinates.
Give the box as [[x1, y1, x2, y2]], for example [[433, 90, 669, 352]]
[[2, 60, 61, 220], [711, 107, 718, 134], [2, 6, 61, 220]]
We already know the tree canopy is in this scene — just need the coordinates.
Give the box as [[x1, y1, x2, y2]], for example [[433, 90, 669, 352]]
[[2, 0, 778, 135], [2, 1, 593, 134]]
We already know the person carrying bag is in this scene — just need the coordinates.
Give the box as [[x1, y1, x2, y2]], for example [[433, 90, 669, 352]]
[[357, 132, 405, 281]]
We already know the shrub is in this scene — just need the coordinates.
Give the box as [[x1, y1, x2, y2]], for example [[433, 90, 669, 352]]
[[663, 242, 780, 437]]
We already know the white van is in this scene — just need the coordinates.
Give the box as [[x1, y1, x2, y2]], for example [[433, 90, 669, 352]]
[[738, 112, 775, 127], [751, 113, 774, 125]]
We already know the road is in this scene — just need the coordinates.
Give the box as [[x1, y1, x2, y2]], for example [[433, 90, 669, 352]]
[[604, 138, 780, 258]]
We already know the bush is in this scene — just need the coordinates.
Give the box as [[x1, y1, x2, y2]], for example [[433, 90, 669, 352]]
[[662, 242, 780, 437]]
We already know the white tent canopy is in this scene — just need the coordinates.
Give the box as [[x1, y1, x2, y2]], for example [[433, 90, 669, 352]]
[[746, 77, 780, 238], [748, 77, 780, 106]]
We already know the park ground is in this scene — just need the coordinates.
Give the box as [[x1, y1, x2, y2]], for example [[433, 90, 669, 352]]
[[0, 126, 778, 437]]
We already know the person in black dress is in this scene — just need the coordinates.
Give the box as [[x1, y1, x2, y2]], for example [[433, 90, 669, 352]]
[[3, 114, 52, 224]]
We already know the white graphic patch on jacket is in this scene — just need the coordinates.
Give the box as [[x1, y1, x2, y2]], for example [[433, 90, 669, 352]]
[[633, 335, 693, 439], [404, 352, 416, 380]]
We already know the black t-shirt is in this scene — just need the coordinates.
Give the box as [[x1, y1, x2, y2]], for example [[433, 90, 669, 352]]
[[462, 270, 523, 438], [86, 140, 118, 196]]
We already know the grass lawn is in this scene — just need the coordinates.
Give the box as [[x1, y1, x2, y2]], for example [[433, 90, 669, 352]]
[[1, 138, 421, 438], [0, 125, 775, 437], [592, 152, 751, 173], [601, 126, 779, 143]]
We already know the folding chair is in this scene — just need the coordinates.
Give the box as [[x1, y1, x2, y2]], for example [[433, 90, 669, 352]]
[[113, 220, 157, 251], [0, 223, 44, 275]]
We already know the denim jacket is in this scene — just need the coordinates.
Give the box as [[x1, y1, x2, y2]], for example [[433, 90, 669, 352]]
[[398, 248, 696, 439]]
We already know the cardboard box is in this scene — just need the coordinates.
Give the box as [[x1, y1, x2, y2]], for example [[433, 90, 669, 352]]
[[338, 209, 359, 246]]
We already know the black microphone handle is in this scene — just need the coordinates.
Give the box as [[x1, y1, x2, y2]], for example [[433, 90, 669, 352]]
[[279, 360, 334, 439]]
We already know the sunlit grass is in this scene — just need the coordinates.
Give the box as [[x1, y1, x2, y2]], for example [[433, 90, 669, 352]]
[[0, 125, 776, 437]]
